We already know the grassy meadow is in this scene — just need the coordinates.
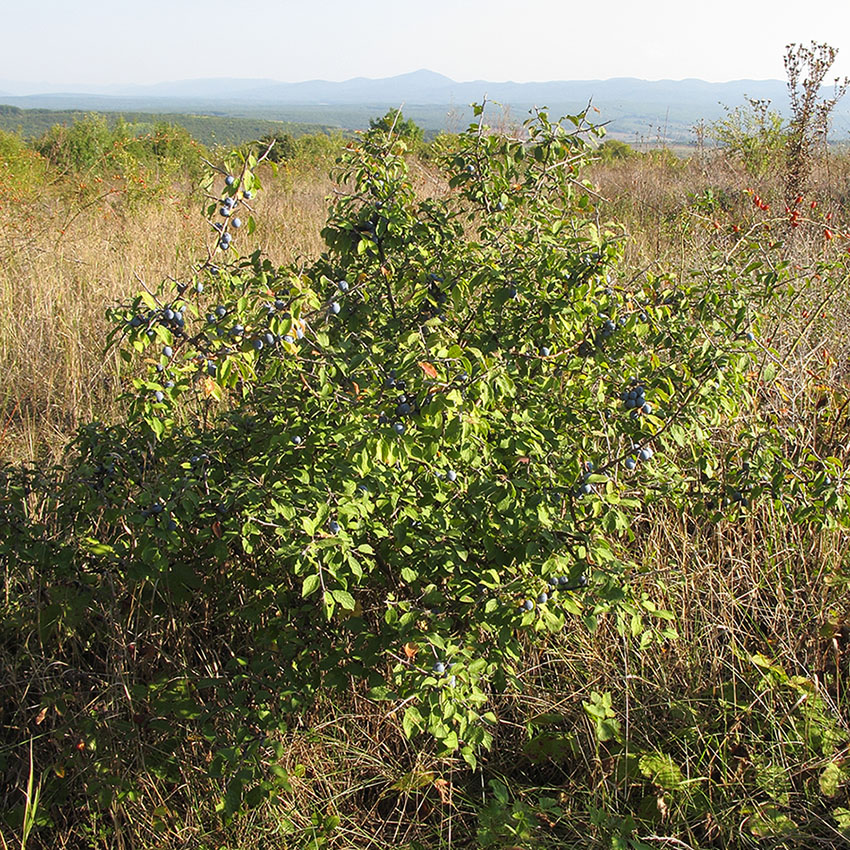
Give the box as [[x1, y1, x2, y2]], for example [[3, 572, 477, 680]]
[[1, 106, 850, 850]]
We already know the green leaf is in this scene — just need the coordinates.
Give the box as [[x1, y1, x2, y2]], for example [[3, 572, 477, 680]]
[[638, 752, 684, 790], [441, 730, 459, 751], [331, 589, 356, 611], [402, 706, 422, 739], [301, 574, 320, 598], [820, 762, 848, 797], [834, 807, 850, 835], [390, 770, 436, 792], [490, 778, 509, 805], [224, 776, 243, 818], [749, 806, 796, 838]]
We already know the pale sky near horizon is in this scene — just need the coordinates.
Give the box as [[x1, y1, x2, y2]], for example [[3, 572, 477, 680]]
[[4, 0, 850, 88]]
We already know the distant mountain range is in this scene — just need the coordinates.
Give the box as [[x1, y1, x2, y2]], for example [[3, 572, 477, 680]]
[[2, 69, 849, 142]]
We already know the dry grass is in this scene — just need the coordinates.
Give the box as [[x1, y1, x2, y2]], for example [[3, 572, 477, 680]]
[[590, 146, 850, 271], [0, 166, 333, 464]]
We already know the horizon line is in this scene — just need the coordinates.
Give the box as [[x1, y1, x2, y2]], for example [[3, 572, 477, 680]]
[[0, 69, 791, 92]]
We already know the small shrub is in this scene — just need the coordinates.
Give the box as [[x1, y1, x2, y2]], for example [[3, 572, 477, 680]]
[[32, 114, 207, 183], [708, 97, 787, 178], [369, 108, 425, 144], [32, 113, 114, 173], [257, 131, 298, 163], [596, 138, 637, 162], [0, 129, 47, 196]]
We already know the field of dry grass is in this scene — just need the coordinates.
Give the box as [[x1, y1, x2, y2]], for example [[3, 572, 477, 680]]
[[0, 162, 334, 463]]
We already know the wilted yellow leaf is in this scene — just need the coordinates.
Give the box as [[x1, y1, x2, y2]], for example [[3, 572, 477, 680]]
[[434, 777, 452, 805]]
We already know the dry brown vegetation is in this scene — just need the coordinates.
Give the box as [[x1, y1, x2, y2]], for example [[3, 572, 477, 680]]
[[0, 164, 333, 463]]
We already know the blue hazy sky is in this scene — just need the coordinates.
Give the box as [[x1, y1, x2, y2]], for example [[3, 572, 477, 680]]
[[5, 0, 850, 88]]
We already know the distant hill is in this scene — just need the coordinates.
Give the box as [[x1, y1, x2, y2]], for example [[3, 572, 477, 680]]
[[2, 69, 849, 142], [116, 78, 282, 98]]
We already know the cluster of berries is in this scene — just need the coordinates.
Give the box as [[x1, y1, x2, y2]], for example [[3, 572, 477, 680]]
[[621, 382, 652, 417]]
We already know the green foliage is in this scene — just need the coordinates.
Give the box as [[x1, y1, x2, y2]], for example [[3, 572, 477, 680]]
[[0, 128, 47, 196], [257, 130, 298, 163], [294, 130, 348, 167], [708, 97, 787, 177], [423, 131, 462, 161], [31, 113, 208, 181], [49, 106, 748, 757], [119, 118, 208, 182], [596, 138, 637, 163], [477, 778, 566, 847], [369, 108, 425, 143], [243, 130, 347, 172], [33, 113, 114, 172], [0, 103, 332, 149]]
